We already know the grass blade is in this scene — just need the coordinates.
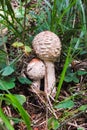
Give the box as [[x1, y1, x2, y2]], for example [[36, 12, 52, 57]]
[[55, 45, 72, 100], [0, 108, 14, 130], [6, 94, 32, 130]]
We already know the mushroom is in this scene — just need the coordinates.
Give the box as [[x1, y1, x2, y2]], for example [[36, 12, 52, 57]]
[[27, 58, 45, 90], [32, 31, 61, 97]]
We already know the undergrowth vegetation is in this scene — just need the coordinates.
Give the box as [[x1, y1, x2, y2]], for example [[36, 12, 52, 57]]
[[0, 0, 87, 130]]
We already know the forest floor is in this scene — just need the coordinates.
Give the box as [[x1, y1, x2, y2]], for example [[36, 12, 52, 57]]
[[2, 45, 87, 130], [1, 0, 87, 130]]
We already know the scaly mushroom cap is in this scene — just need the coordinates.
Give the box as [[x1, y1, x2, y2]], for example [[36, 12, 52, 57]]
[[27, 58, 45, 80], [32, 31, 61, 62]]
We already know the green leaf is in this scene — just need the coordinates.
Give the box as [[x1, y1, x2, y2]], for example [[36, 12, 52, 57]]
[[14, 94, 26, 105], [12, 42, 24, 48], [23, 45, 32, 54], [72, 76, 79, 83], [64, 73, 74, 82], [10, 117, 23, 124], [0, 79, 15, 90], [18, 76, 32, 84], [64, 73, 79, 83], [77, 127, 85, 130], [54, 99, 74, 109], [6, 94, 32, 130], [2, 66, 14, 76], [78, 105, 87, 111], [14, 7, 25, 18], [48, 117, 60, 130], [64, 75, 73, 82], [77, 70, 87, 76], [52, 119, 60, 130], [0, 108, 14, 130]]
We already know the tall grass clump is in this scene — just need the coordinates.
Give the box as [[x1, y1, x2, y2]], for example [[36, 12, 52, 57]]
[[0, 94, 32, 130], [49, 0, 87, 99], [36, 0, 87, 99]]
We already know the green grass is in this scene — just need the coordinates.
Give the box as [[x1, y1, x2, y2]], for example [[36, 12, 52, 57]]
[[0, 94, 32, 130], [6, 94, 32, 130], [55, 45, 72, 100], [0, 108, 14, 130]]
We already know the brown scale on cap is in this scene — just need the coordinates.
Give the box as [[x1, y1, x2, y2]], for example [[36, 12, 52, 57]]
[[33, 31, 61, 62]]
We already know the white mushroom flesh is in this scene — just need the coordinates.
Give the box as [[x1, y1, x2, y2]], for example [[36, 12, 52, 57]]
[[45, 61, 56, 96]]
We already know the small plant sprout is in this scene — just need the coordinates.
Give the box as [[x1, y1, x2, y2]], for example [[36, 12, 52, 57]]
[[27, 58, 45, 90], [32, 31, 61, 97]]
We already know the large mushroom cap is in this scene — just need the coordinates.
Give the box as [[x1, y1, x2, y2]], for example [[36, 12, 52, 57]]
[[32, 31, 61, 62], [27, 58, 45, 80]]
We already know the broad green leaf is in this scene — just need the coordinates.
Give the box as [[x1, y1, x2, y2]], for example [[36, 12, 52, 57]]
[[64, 75, 73, 82], [14, 94, 26, 105], [23, 46, 32, 55], [52, 119, 60, 130], [80, 50, 87, 55], [77, 70, 87, 76], [54, 99, 74, 109], [12, 42, 24, 48], [72, 76, 79, 83], [48, 117, 60, 130], [77, 127, 85, 130], [0, 79, 15, 90], [2, 66, 14, 76], [78, 105, 87, 111], [0, 108, 14, 130], [18, 76, 32, 84], [64, 73, 79, 83]]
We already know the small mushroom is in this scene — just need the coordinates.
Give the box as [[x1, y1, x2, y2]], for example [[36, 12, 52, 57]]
[[27, 58, 45, 90], [32, 31, 61, 97]]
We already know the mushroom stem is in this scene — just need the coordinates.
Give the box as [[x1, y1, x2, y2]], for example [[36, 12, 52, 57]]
[[44, 61, 56, 97], [31, 80, 40, 90]]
